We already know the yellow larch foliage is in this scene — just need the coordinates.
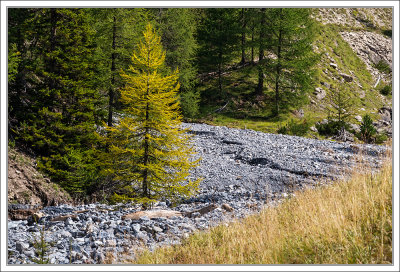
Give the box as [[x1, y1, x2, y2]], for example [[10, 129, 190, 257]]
[[100, 23, 200, 205]]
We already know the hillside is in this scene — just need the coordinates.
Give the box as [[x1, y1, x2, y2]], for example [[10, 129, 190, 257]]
[[197, 8, 392, 141]]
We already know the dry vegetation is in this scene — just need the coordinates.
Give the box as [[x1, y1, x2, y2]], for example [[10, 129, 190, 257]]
[[132, 150, 392, 264]]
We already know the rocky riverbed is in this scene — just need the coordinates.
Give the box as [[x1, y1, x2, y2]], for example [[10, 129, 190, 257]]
[[7, 123, 389, 264]]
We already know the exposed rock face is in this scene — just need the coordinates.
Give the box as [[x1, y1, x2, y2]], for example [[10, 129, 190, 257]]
[[374, 107, 392, 137], [8, 148, 72, 209], [340, 31, 392, 81], [316, 8, 392, 29]]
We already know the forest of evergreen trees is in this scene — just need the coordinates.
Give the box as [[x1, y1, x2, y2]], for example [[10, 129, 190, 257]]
[[8, 8, 318, 202]]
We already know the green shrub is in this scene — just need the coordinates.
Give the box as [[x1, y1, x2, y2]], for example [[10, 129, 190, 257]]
[[357, 114, 376, 143], [382, 29, 392, 38], [277, 119, 310, 137], [180, 90, 201, 119], [316, 119, 349, 136], [374, 60, 391, 74], [380, 85, 392, 96]]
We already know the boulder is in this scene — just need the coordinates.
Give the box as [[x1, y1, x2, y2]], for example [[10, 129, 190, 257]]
[[314, 87, 326, 100], [369, 51, 382, 65], [334, 128, 354, 142], [355, 115, 363, 122], [330, 63, 338, 69], [349, 123, 360, 133], [340, 73, 353, 82]]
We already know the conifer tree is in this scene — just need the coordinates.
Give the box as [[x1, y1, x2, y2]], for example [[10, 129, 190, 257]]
[[10, 8, 100, 196], [260, 8, 319, 116], [151, 8, 200, 118], [100, 23, 200, 205], [326, 83, 355, 124], [197, 8, 240, 96]]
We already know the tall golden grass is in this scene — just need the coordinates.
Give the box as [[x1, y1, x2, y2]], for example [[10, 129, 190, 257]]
[[133, 151, 392, 264]]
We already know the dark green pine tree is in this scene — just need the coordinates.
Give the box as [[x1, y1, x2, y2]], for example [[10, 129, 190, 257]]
[[13, 8, 101, 196], [261, 8, 320, 116], [88, 8, 150, 126], [150, 8, 200, 118], [197, 8, 240, 97]]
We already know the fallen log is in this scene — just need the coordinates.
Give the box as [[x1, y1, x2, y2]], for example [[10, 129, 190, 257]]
[[121, 204, 219, 220], [183, 204, 218, 218], [122, 210, 183, 220], [50, 214, 78, 222]]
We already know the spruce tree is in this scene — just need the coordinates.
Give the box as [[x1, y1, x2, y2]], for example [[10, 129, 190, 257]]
[[261, 8, 319, 116], [89, 8, 150, 126], [326, 83, 355, 124], [10, 8, 100, 196], [197, 8, 240, 96], [100, 23, 200, 205], [151, 8, 200, 118]]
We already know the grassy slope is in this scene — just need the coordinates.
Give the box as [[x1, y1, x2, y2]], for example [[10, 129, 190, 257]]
[[195, 17, 390, 140], [133, 154, 392, 264]]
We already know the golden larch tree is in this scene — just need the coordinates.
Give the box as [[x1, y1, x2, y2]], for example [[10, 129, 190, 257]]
[[100, 23, 200, 205]]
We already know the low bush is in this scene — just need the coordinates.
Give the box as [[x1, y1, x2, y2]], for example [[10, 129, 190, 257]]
[[356, 114, 388, 144], [382, 29, 392, 38], [357, 114, 376, 143], [277, 119, 310, 136], [373, 60, 391, 74], [380, 85, 392, 96], [316, 119, 349, 136]]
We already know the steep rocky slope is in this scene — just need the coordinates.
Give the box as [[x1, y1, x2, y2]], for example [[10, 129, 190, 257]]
[[307, 8, 392, 137], [8, 148, 72, 212]]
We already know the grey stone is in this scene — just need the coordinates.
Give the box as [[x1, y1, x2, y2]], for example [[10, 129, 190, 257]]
[[16, 242, 29, 253], [355, 115, 363, 122], [153, 226, 163, 233], [369, 51, 382, 65], [339, 73, 353, 82], [314, 87, 326, 100], [105, 239, 117, 247], [330, 62, 338, 69], [131, 223, 141, 233], [23, 250, 35, 258], [135, 231, 148, 241]]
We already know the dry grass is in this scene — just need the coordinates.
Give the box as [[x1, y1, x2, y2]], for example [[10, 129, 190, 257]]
[[132, 152, 392, 264]]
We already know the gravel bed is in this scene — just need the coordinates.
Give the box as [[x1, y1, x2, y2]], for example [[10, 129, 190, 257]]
[[8, 123, 388, 264]]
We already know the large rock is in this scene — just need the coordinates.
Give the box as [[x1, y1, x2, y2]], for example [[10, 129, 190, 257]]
[[340, 73, 353, 82], [369, 51, 382, 65], [314, 87, 326, 100]]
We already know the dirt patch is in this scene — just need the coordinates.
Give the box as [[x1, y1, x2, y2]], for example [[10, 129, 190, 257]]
[[8, 147, 72, 207]]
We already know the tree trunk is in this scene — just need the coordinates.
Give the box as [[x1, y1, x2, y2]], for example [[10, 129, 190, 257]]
[[108, 16, 117, 127], [255, 8, 266, 96], [49, 8, 57, 90], [142, 47, 151, 198], [274, 12, 283, 117], [218, 52, 222, 95], [240, 8, 246, 64], [251, 26, 254, 64]]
